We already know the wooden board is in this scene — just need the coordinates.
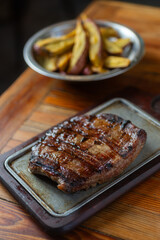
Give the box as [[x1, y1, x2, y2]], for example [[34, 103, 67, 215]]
[[1, 90, 160, 236], [0, 1, 160, 239]]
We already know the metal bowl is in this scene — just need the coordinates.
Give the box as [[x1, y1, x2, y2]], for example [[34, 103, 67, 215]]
[[23, 20, 144, 82]]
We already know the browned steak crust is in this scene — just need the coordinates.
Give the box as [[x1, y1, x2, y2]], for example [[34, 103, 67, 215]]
[[29, 114, 147, 193]]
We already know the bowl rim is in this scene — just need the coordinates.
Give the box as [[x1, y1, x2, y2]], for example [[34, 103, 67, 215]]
[[23, 19, 145, 82]]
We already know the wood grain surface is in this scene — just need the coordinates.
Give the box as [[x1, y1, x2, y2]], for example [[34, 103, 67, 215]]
[[0, 1, 160, 239]]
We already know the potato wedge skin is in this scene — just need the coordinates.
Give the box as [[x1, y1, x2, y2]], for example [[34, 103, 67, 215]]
[[104, 56, 130, 68], [33, 44, 48, 57], [83, 18, 103, 67], [82, 65, 93, 75], [69, 21, 89, 75]]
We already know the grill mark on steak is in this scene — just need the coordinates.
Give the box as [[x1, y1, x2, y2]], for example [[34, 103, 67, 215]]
[[40, 117, 133, 164], [44, 132, 119, 168], [29, 113, 147, 192], [47, 120, 130, 156], [34, 141, 102, 176], [120, 120, 131, 130], [30, 156, 62, 177], [52, 125, 130, 159], [47, 140, 102, 170], [32, 143, 99, 177], [46, 116, 129, 160], [44, 121, 121, 162], [30, 156, 86, 186]]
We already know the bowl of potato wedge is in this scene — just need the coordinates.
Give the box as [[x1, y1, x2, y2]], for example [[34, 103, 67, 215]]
[[23, 15, 144, 82]]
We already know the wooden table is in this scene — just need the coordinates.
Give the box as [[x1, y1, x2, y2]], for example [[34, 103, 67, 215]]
[[0, 1, 160, 239]]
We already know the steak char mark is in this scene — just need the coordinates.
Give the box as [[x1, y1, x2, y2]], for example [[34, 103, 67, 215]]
[[29, 114, 147, 192]]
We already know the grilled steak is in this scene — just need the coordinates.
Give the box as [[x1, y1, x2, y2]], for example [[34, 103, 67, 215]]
[[29, 114, 147, 193]]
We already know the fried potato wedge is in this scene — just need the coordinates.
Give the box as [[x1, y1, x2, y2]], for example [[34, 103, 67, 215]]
[[83, 17, 103, 67], [114, 38, 131, 48], [33, 15, 132, 76], [69, 21, 88, 74], [42, 57, 58, 71], [91, 65, 108, 73], [100, 27, 119, 38], [57, 52, 71, 71], [104, 56, 130, 68], [34, 29, 75, 49], [103, 39, 122, 55], [44, 37, 74, 56]]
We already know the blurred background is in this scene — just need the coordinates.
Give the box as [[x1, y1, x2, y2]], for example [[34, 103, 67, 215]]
[[0, 0, 160, 95]]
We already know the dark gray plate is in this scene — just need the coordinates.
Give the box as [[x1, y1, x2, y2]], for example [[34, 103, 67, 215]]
[[23, 20, 144, 82]]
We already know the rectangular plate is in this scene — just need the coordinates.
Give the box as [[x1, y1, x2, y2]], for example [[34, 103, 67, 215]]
[[4, 98, 160, 216], [1, 92, 160, 235]]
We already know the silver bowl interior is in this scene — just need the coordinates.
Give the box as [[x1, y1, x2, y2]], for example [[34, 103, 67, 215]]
[[23, 20, 144, 82]]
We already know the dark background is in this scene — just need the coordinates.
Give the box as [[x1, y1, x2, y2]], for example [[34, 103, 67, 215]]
[[0, 0, 160, 95]]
